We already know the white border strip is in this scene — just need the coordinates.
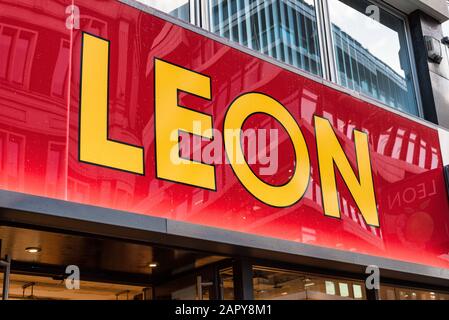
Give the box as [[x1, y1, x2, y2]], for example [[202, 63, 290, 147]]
[[439, 128, 449, 166]]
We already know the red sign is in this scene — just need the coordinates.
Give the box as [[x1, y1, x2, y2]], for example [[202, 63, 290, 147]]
[[1, 0, 449, 269]]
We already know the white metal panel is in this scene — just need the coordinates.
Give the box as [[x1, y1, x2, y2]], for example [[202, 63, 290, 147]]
[[438, 127, 449, 166]]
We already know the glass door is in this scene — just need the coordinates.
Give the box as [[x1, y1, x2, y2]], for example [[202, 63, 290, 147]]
[[154, 259, 234, 300]]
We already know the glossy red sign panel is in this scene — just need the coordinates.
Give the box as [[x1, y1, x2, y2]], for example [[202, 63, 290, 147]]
[[2, 0, 449, 269], [0, 0, 70, 199]]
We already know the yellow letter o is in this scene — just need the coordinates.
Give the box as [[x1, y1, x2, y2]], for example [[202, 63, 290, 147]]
[[224, 93, 310, 207]]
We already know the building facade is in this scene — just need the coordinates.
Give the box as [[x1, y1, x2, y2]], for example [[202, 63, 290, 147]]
[[1, 0, 449, 300]]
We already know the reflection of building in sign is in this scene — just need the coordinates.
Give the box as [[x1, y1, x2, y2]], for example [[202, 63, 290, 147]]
[[0, 6, 68, 199], [0, 24, 36, 88], [388, 179, 437, 209]]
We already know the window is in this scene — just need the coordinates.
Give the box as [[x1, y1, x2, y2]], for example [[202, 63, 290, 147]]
[[219, 267, 235, 300], [207, 0, 323, 76], [136, 0, 190, 22], [51, 39, 70, 98], [0, 130, 25, 190], [380, 284, 449, 300], [328, 0, 419, 116], [252, 266, 366, 300], [135, 0, 421, 117]]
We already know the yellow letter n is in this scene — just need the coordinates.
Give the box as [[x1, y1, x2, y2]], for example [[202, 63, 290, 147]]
[[79, 33, 144, 174], [314, 116, 379, 227]]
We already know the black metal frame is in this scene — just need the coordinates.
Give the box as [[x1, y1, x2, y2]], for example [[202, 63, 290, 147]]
[[248, 257, 449, 299], [232, 258, 254, 300], [409, 10, 440, 124]]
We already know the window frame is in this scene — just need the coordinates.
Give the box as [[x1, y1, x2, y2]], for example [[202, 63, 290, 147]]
[[320, 0, 423, 117], [252, 265, 368, 300], [198, 0, 422, 118], [128, 0, 423, 119], [202, 0, 327, 77]]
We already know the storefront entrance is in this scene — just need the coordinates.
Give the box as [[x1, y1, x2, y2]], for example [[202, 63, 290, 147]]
[[0, 225, 233, 300], [2, 224, 449, 300]]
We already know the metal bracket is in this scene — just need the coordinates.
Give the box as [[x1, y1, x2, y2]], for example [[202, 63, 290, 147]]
[[442, 36, 449, 46], [424, 35, 443, 64]]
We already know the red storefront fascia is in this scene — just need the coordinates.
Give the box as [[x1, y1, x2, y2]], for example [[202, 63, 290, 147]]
[[1, 0, 449, 271]]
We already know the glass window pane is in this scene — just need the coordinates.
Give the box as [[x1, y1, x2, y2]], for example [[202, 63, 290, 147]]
[[380, 284, 449, 300], [339, 282, 349, 297], [253, 266, 366, 300], [325, 281, 336, 295], [380, 285, 398, 300], [328, 0, 419, 116], [136, 0, 190, 22], [208, 0, 323, 76], [253, 267, 306, 300], [353, 284, 363, 299]]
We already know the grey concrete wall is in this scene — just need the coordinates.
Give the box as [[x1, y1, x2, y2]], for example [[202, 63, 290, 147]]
[[410, 9, 449, 129], [383, 0, 449, 21]]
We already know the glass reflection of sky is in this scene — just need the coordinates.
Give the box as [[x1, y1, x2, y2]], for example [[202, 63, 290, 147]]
[[328, 0, 403, 76]]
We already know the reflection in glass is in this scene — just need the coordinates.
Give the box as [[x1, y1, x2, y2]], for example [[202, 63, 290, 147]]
[[339, 283, 349, 297], [380, 285, 449, 300], [253, 266, 366, 300], [328, 0, 419, 116], [325, 281, 336, 295], [208, 0, 322, 76], [219, 267, 235, 300], [443, 0, 449, 37], [136, 0, 190, 22]]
